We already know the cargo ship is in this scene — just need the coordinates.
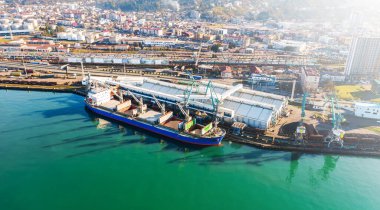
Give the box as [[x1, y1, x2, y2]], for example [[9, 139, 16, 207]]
[[84, 85, 226, 146]]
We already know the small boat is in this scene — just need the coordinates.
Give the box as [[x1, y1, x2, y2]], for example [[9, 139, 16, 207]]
[[84, 85, 225, 146]]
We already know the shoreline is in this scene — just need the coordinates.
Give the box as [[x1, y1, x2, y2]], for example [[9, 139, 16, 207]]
[[2, 84, 380, 157], [225, 135, 380, 158], [0, 83, 86, 96]]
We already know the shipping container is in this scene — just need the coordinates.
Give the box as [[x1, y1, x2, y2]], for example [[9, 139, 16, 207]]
[[128, 58, 141, 65], [141, 59, 154, 65], [155, 60, 169, 65], [122, 58, 129, 64], [85, 57, 93, 63], [104, 58, 113, 63], [68, 57, 82, 63], [93, 58, 105, 63], [113, 58, 123, 64]]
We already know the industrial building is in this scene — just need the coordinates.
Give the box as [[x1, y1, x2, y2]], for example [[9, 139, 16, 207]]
[[354, 102, 380, 120], [345, 37, 380, 80], [98, 77, 288, 130]]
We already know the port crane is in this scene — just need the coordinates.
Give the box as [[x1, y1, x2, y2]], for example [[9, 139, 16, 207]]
[[127, 90, 146, 114], [205, 80, 221, 113], [152, 95, 165, 115], [176, 102, 192, 122], [295, 93, 308, 144], [110, 86, 124, 102], [324, 96, 345, 148]]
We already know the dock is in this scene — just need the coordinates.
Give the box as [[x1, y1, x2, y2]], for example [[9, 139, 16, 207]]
[[221, 124, 380, 157], [0, 83, 87, 96]]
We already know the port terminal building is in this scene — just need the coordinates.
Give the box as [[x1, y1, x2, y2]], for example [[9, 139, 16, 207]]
[[96, 77, 288, 130]]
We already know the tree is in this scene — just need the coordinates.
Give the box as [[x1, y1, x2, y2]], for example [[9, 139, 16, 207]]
[[211, 44, 221, 53]]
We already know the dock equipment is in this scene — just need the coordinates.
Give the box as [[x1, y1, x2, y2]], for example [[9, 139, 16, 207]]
[[176, 102, 192, 122], [127, 90, 146, 114], [152, 94, 165, 115], [324, 96, 345, 148]]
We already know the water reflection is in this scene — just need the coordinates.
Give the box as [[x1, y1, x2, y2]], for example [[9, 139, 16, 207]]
[[284, 154, 340, 187], [319, 156, 340, 181], [286, 152, 303, 183]]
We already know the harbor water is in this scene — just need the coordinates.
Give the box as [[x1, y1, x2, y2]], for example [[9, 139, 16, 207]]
[[1, 90, 380, 210]]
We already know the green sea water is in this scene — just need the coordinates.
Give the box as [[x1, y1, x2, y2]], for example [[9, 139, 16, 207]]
[[1, 90, 380, 210]]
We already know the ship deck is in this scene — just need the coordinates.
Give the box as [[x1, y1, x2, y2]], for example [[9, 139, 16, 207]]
[[137, 110, 161, 123], [163, 119, 182, 131], [100, 99, 120, 110]]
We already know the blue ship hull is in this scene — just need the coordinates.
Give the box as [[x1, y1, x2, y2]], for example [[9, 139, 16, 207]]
[[85, 103, 224, 146]]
